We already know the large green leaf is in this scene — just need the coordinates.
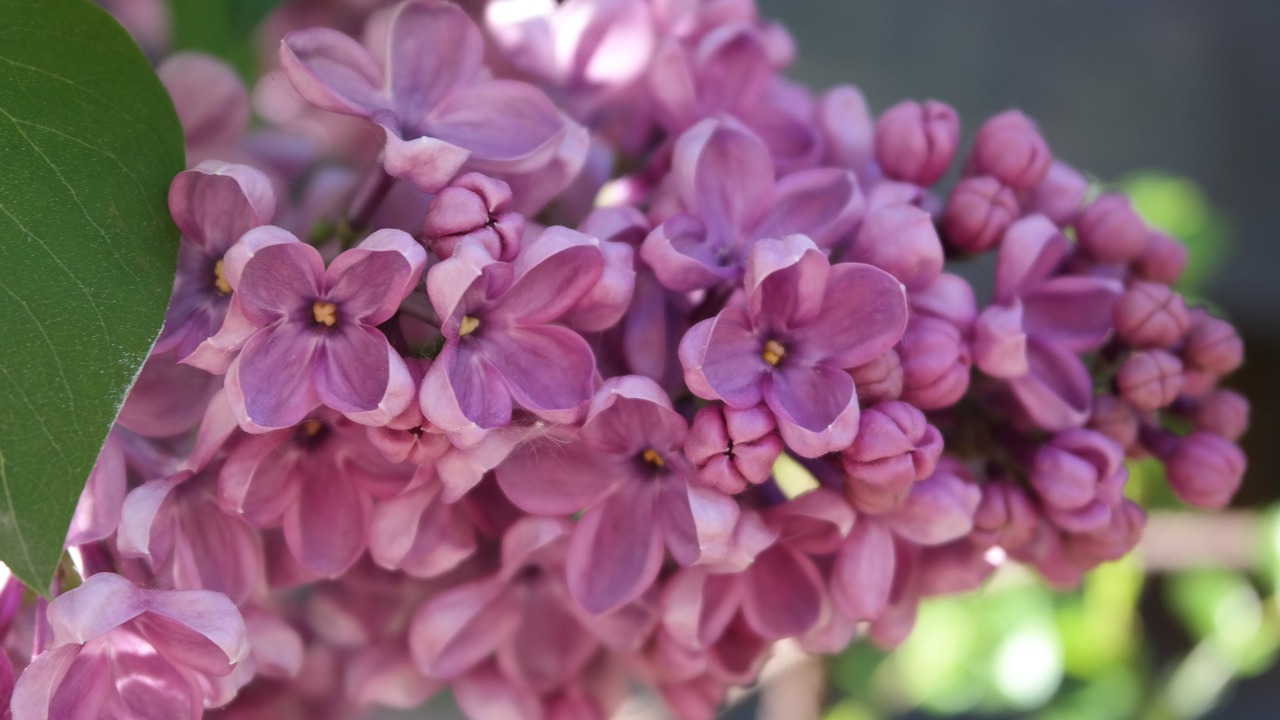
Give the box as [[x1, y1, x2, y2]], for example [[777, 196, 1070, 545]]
[[0, 0, 183, 591]]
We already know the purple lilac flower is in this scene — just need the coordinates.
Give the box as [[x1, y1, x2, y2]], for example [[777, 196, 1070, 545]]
[[279, 0, 580, 194], [200, 226, 425, 432], [679, 235, 908, 457]]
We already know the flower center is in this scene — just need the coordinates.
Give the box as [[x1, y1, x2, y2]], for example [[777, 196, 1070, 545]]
[[213, 259, 231, 295], [459, 315, 480, 336], [642, 448, 665, 468], [312, 300, 338, 328], [762, 339, 787, 366]]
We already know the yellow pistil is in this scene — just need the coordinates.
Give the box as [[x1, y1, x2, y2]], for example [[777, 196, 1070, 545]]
[[459, 315, 480, 336], [642, 448, 665, 468], [762, 339, 787, 366], [301, 419, 325, 437], [312, 300, 338, 327], [213, 259, 231, 294]]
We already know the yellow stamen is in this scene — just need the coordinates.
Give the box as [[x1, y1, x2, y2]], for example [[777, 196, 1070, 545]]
[[762, 339, 787, 366], [213, 259, 231, 294], [642, 448, 665, 468], [459, 315, 480, 336], [301, 419, 325, 437], [312, 300, 338, 327]]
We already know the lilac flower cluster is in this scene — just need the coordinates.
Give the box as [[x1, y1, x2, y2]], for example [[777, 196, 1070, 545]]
[[4, 1, 1250, 718]]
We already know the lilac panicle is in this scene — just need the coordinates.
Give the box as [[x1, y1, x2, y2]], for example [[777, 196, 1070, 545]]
[[680, 235, 908, 457], [209, 226, 425, 432]]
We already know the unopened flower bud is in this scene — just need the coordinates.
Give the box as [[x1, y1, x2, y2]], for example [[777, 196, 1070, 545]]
[[1166, 432, 1246, 509], [848, 204, 943, 291], [874, 99, 960, 186], [685, 404, 783, 494], [1087, 395, 1139, 450], [423, 172, 523, 260], [1114, 281, 1189, 349], [1134, 231, 1188, 284], [1024, 161, 1088, 226], [897, 317, 970, 410], [1117, 349, 1184, 412], [840, 401, 942, 513], [972, 480, 1038, 550], [941, 175, 1019, 253], [1075, 193, 1147, 264], [1184, 312, 1244, 375], [850, 350, 904, 403], [1193, 389, 1250, 441], [1031, 429, 1127, 533], [970, 110, 1052, 189]]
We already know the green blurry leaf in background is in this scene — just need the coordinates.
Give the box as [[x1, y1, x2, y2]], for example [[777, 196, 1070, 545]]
[[168, 0, 285, 81], [0, 0, 184, 590], [1119, 172, 1234, 298]]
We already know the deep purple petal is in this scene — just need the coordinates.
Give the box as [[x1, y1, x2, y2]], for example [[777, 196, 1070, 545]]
[[756, 168, 865, 248], [425, 80, 566, 169], [674, 117, 773, 247], [409, 577, 521, 680], [679, 308, 768, 408], [994, 214, 1069, 303], [436, 341, 514, 431], [490, 227, 606, 325], [567, 483, 664, 615], [745, 235, 829, 335], [282, 458, 371, 577], [226, 229, 324, 324], [831, 520, 895, 621], [496, 438, 623, 516], [228, 324, 320, 431], [742, 545, 826, 640], [1021, 276, 1123, 352], [790, 262, 909, 369], [279, 27, 386, 118], [640, 213, 738, 292], [324, 230, 426, 324], [1008, 339, 1094, 431], [582, 375, 688, 456], [314, 326, 391, 414], [481, 325, 595, 422], [386, 0, 483, 122], [167, 164, 272, 254], [765, 363, 859, 457]]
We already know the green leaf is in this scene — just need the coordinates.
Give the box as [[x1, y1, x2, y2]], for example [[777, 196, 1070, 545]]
[[0, 0, 183, 591]]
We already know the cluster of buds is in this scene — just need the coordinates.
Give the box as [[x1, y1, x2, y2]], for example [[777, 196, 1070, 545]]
[[6, 1, 1248, 718]]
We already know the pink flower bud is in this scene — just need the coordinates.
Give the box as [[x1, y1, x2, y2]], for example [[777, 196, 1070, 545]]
[[849, 204, 944, 290], [1031, 429, 1127, 534], [1075, 193, 1147, 264], [897, 317, 970, 410], [972, 480, 1038, 550], [1193, 389, 1250, 441], [1166, 432, 1246, 509], [1024, 161, 1088, 226], [685, 404, 783, 494], [1184, 312, 1244, 375], [941, 176, 1019, 253], [1134, 231, 1188, 284], [423, 173, 524, 260], [1087, 395, 1139, 450], [873, 99, 960, 186], [1114, 281, 1189, 349], [850, 350, 904, 403], [970, 110, 1052, 189], [840, 401, 942, 513], [1117, 349, 1184, 412]]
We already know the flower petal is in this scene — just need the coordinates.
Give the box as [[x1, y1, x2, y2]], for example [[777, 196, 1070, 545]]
[[765, 364, 859, 458], [425, 80, 567, 170], [679, 308, 768, 408], [228, 324, 320, 432], [279, 27, 386, 118], [482, 325, 595, 423], [789, 262, 909, 369], [742, 545, 826, 640], [567, 483, 664, 615]]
